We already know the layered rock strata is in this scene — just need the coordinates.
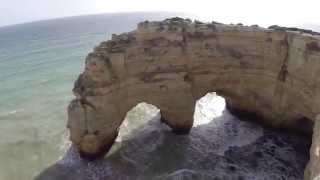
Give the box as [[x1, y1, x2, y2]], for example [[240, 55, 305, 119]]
[[67, 18, 320, 179]]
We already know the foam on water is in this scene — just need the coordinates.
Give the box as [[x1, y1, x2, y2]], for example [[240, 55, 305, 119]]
[[37, 93, 310, 180]]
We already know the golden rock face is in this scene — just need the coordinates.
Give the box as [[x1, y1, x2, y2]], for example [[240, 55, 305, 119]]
[[67, 18, 320, 179]]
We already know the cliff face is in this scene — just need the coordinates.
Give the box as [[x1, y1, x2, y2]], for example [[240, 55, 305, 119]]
[[67, 18, 320, 179]]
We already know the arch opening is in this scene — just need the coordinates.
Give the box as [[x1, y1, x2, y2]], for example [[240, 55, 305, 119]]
[[193, 92, 226, 127], [107, 102, 162, 156], [192, 92, 311, 179]]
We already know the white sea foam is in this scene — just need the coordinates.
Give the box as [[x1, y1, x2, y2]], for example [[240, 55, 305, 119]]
[[46, 93, 309, 180]]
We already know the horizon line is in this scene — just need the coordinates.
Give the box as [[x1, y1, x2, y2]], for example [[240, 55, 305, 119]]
[[0, 11, 319, 33], [0, 11, 193, 29]]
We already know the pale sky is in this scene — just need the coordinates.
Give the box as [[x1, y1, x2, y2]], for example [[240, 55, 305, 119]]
[[0, 0, 319, 28]]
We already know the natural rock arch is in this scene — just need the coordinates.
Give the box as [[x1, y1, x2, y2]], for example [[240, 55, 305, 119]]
[[67, 18, 320, 179]]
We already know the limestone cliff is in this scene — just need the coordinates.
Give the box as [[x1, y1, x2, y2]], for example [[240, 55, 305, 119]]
[[67, 18, 320, 179]]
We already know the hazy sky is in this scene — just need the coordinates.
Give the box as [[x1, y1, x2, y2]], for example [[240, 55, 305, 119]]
[[1, 0, 319, 28]]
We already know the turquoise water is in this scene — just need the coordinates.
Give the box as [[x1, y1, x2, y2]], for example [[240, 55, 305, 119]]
[[0, 13, 182, 180]]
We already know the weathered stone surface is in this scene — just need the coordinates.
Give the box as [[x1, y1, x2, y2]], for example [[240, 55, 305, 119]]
[[305, 115, 320, 180], [67, 18, 320, 178]]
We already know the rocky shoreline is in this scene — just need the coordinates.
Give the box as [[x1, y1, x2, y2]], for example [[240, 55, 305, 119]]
[[38, 97, 310, 180]]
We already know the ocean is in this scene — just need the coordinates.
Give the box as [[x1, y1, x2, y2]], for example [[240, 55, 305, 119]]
[[0, 13, 311, 180], [0, 12, 184, 180]]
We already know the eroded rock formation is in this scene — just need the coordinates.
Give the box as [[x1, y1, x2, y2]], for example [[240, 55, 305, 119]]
[[67, 18, 320, 179]]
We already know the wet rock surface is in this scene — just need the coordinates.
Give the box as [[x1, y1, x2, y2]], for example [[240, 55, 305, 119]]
[[38, 96, 310, 180], [37, 117, 310, 180]]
